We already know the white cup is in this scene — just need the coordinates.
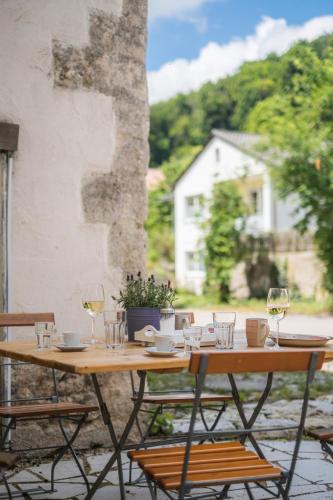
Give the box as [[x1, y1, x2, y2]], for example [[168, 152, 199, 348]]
[[63, 331, 81, 346], [155, 334, 175, 352]]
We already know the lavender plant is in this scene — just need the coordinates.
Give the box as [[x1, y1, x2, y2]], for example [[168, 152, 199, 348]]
[[113, 272, 176, 309]]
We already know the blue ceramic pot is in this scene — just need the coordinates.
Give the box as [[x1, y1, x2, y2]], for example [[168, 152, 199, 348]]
[[126, 307, 161, 341]]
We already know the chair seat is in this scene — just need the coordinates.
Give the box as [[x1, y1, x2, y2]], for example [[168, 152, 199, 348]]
[[132, 393, 233, 404], [0, 453, 18, 469], [129, 441, 282, 490], [0, 402, 99, 418], [307, 428, 333, 443]]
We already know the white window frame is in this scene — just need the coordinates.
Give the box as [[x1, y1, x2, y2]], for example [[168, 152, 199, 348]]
[[184, 194, 204, 221]]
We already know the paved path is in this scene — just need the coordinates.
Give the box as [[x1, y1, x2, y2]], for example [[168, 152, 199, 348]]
[[4, 443, 333, 499]]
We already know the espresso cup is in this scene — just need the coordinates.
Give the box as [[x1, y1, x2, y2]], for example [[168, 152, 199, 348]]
[[155, 334, 175, 352], [63, 331, 81, 346], [246, 318, 269, 347]]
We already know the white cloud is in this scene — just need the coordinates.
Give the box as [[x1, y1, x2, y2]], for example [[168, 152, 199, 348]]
[[148, 0, 210, 21], [148, 15, 333, 104]]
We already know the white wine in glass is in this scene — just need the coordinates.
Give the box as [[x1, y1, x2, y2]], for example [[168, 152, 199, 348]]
[[82, 284, 105, 344], [267, 288, 290, 350]]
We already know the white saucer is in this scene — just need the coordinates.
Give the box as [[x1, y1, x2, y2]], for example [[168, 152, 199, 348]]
[[55, 344, 89, 352], [145, 347, 179, 357]]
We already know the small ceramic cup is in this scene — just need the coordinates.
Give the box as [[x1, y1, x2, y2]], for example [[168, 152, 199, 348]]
[[63, 331, 81, 346], [246, 318, 270, 347], [155, 334, 176, 352]]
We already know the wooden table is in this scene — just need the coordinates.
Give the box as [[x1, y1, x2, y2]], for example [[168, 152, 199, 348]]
[[0, 338, 332, 499]]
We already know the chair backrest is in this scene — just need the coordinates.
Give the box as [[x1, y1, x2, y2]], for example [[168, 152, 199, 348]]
[[0, 312, 58, 407], [0, 312, 55, 327], [189, 350, 325, 375]]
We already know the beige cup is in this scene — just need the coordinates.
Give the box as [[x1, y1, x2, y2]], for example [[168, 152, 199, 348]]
[[246, 318, 269, 347]]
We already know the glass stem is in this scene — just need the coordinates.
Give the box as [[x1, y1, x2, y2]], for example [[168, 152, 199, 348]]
[[276, 319, 280, 347], [91, 316, 96, 343]]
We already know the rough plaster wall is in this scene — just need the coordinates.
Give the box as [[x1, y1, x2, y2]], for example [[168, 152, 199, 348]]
[[0, 0, 148, 449]]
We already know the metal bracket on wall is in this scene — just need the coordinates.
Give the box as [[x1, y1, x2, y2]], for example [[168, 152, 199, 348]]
[[0, 122, 19, 446]]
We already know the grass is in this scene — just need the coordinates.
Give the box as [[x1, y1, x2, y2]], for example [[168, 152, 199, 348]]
[[175, 290, 333, 315]]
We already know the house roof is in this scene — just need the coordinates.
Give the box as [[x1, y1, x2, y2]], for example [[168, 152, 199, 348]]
[[211, 129, 260, 152], [173, 129, 262, 187]]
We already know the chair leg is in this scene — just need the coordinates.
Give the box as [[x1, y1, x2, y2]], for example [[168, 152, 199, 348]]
[[51, 415, 90, 493], [321, 440, 333, 461], [217, 484, 230, 499], [144, 472, 157, 500], [128, 405, 162, 485], [1, 474, 12, 500], [245, 483, 255, 500]]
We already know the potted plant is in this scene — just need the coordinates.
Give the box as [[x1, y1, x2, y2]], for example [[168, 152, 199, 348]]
[[113, 273, 176, 341]]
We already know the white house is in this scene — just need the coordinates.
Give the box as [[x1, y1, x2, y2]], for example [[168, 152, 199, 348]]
[[174, 129, 300, 294]]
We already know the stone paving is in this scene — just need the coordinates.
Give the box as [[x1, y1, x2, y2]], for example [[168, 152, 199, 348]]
[[2, 440, 333, 499]]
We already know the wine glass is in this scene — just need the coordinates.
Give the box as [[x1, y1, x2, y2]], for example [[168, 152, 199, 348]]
[[267, 288, 290, 350], [82, 284, 105, 344]]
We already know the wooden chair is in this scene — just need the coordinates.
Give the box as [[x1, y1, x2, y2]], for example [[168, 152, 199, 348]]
[[0, 313, 99, 495], [128, 312, 233, 484], [128, 349, 325, 499], [306, 428, 333, 461]]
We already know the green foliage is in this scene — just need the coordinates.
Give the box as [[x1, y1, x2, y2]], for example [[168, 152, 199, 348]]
[[246, 40, 333, 293], [150, 412, 174, 436], [113, 273, 176, 309], [204, 182, 246, 301]]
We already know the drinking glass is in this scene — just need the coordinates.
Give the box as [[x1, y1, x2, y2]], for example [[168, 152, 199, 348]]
[[267, 288, 290, 350], [212, 312, 236, 328], [82, 284, 105, 344], [35, 322, 56, 349], [212, 312, 236, 349], [104, 311, 125, 350], [214, 324, 234, 349], [182, 326, 202, 356]]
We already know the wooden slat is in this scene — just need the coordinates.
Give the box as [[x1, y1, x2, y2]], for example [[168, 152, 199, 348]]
[[189, 350, 325, 374], [146, 458, 271, 479], [0, 452, 18, 468], [129, 442, 245, 461], [138, 450, 257, 469], [132, 393, 233, 404], [0, 402, 98, 418], [0, 313, 55, 327], [307, 428, 333, 441], [158, 465, 282, 490], [0, 342, 331, 375]]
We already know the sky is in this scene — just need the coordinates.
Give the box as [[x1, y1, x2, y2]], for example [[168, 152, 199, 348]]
[[147, 0, 333, 103]]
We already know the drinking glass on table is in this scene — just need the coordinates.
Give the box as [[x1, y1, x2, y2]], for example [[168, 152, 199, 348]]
[[212, 312, 236, 350], [104, 310, 125, 350], [267, 288, 290, 350], [35, 322, 56, 349], [82, 284, 105, 344], [182, 325, 202, 357]]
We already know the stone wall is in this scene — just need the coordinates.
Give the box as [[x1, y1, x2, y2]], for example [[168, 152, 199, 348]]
[[0, 0, 148, 449]]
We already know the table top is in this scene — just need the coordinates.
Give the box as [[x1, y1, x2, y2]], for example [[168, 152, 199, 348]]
[[0, 335, 332, 374]]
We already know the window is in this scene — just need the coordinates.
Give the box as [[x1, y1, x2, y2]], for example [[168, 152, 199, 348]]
[[185, 195, 204, 220], [186, 251, 205, 272], [215, 148, 220, 162], [249, 189, 262, 214]]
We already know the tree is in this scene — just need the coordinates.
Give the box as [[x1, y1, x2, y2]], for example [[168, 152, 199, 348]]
[[205, 181, 246, 301], [246, 42, 333, 293]]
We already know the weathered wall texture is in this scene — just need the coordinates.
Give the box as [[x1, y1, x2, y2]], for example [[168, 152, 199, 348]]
[[0, 0, 148, 448]]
